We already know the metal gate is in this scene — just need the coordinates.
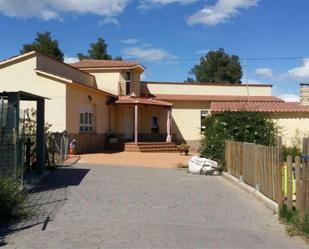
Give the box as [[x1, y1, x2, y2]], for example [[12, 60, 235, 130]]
[[0, 100, 25, 183]]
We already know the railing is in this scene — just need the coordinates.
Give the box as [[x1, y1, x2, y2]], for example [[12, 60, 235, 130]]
[[225, 140, 282, 203]]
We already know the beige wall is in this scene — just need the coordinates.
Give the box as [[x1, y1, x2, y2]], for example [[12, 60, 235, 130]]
[[139, 105, 167, 133], [0, 55, 66, 132], [119, 69, 141, 97], [37, 54, 95, 87], [271, 113, 309, 147], [141, 82, 272, 96], [66, 84, 110, 134], [88, 70, 120, 95], [171, 101, 211, 142], [87, 69, 142, 97]]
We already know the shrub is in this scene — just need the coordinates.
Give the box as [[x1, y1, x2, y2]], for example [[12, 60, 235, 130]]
[[0, 176, 29, 221], [200, 112, 278, 166], [280, 206, 309, 236], [282, 145, 301, 162]]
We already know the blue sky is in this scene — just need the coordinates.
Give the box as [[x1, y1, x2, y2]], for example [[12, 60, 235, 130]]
[[0, 0, 309, 101]]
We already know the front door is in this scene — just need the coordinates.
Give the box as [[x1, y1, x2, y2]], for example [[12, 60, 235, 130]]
[[123, 108, 133, 139]]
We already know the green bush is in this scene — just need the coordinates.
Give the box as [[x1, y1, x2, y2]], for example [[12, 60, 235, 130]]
[[0, 176, 29, 221], [282, 145, 301, 162], [280, 206, 309, 236], [200, 112, 278, 167]]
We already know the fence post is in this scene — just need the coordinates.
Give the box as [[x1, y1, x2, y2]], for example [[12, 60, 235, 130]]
[[254, 145, 260, 191], [225, 141, 230, 174], [287, 155, 293, 211], [277, 138, 283, 210], [295, 156, 301, 211], [301, 158, 308, 217], [301, 138, 309, 217]]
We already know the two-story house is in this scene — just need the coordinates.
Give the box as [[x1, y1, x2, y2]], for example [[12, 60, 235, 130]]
[[1, 51, 309, 153]]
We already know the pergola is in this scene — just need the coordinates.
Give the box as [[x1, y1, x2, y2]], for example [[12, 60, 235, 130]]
[[0, 91, 47, 172]]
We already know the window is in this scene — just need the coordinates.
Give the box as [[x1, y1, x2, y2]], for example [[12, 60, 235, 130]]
[[125, 71, 131, 95], [201, 110, 210, 132], [79, 105, 94, 132]]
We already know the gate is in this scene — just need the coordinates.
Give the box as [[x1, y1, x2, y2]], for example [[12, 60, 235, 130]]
[[0, 100, 25, 183]]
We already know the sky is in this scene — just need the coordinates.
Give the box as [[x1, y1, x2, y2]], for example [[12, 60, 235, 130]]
[[0, 0, 309, 101]]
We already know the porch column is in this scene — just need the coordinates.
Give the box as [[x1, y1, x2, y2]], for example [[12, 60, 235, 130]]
[[166, 107, 172, 142], [134, 103, 138, 143]]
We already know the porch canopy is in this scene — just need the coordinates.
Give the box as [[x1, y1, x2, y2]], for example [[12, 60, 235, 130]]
[[109, 96, 173, 143], [0, 91, 48, 172]]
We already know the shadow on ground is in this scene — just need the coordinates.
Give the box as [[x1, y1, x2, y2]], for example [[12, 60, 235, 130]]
[[0, 168, 89, 246]]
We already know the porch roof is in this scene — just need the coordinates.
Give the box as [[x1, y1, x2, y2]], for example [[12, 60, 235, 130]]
[[111, 96, 172, 107]]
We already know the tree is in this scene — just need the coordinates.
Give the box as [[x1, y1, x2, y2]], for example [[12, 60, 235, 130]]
[[21, 32, 64, 62], [200, 112, 278, 166], [77, 37, 112, 60], [189, 48, 242, 84]]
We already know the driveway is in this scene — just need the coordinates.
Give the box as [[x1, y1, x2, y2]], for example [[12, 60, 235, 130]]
[[2, 163, 308, 249], [79, 152, 192, 168]]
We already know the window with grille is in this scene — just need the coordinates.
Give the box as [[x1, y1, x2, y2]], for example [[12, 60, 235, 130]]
[[79, 105, 94, 132]]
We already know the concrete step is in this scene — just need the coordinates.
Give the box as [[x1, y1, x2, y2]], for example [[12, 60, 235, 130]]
[[124, 142, 179, 153]]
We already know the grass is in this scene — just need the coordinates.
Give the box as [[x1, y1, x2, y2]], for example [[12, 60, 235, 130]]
[[0, 175, 30, 222], [280, 205, 309, 237]]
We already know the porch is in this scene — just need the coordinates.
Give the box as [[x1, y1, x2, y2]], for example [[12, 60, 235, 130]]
[[107, 96, 178, 152]]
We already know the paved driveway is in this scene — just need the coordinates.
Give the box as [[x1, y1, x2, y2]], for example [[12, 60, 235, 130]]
[[2, 163, 308, 249]]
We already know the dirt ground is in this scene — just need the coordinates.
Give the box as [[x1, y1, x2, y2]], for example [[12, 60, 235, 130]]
[[77, 152, 194, 168]]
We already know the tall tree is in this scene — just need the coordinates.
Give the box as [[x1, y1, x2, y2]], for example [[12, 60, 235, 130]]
[[21, 32, 64, 62], [77, 37, 113, 60], [189, 48, 242, 84]]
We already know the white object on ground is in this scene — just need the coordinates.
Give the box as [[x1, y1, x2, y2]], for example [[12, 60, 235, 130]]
[[188, 156, 220, 175]]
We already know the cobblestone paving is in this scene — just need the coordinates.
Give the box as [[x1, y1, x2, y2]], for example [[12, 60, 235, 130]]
[[1, 164, 308, 249]]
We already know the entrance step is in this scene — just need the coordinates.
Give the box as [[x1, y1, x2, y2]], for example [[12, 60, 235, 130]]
[[124, 142, 179, 153]]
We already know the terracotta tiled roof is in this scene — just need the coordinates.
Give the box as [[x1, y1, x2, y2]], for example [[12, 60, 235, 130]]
[[153, 94, 283, 102], [210, 101, 309, 113], [113, 96, 172, 107], [71, 59, 144, 69]]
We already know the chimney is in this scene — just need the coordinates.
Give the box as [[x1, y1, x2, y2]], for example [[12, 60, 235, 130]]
[[300, 83, 309, 106]]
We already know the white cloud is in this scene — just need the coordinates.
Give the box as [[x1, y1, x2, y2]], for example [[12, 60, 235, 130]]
[[141, 73, 147, 80], [187, 0, 259, 26], [255, 68, 273, 78], [123, 46, 177, 62], [195, 49, 209, 55], [64, 56, 79, 64], [242, 78, 271, 85], [280, 94, 300, 102], [288, 58, 309, 80], [0, 0, 129, 20], [121, 38, 139, 44], [138, 0, 197, 9]]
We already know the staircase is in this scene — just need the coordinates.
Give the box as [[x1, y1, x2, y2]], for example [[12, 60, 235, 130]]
[[124, 142, 179, 153]]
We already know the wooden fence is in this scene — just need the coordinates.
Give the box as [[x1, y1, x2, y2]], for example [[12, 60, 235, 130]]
[[284, 137, 309, 216], [225, 140, 282, 203]]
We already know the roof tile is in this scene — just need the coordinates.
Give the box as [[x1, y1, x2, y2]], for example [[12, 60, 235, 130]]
[[210, 101, 309, 113], [70, 59, 142, 69]]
